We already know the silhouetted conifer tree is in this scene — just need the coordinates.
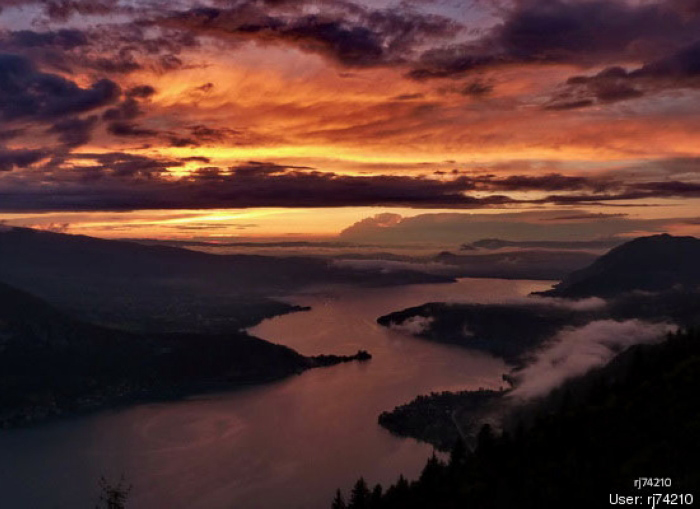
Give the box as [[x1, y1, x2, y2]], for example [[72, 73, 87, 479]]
[[419, 452, 443, 485], [348, 477, 371, 509], [95, 475, 131, 509], [332, 489, 347, 509], [371, 484, 383, 506], [449, 439, 467, 469], [476, 423, 495, 455]]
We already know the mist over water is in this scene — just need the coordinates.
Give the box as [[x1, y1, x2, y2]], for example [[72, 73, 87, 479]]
[[510, 319, 677, 400], [0, 278, 552, 509]]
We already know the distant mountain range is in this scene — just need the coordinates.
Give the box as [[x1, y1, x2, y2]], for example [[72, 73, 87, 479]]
[[372, 234, 700, 459], [0, 227, 450, 332], [541, 234, 700, 298], [432, 249, 597, 280], [379, 234, 700, 363], [462, 238, 622, 251]]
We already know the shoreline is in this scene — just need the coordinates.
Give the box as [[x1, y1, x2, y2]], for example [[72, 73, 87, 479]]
[[0, 349, 372, 431]]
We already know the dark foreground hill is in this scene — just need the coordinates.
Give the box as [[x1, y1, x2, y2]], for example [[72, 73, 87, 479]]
[[541, 234, 700, 298], [335, 329, 700, 509], [0, 281, 365, 428]]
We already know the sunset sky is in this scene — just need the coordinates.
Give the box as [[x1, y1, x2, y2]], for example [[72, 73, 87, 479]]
[[1, 0, 700, 240]]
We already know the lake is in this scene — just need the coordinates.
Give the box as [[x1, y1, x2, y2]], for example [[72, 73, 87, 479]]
[[0, 278, 552, 509]]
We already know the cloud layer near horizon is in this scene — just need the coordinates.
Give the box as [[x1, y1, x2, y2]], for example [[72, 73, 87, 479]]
[[3, 156, 700, 212]]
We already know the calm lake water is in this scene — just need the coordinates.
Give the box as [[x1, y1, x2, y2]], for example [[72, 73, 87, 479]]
[[0, 278, 552, 509]]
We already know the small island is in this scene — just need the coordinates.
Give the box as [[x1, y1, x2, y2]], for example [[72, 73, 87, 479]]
[[312, 349, 372, 367]]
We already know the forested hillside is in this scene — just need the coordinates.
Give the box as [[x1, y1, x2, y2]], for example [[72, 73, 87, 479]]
[[334, 329, 700, 509]]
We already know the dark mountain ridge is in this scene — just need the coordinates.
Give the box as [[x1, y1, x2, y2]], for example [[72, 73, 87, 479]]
[[0, 227, 451, 286], [432, 249, 596, 280], [463, 237, 621, 251], [0, 280, 364, 427], [0, 227, 451, 332], [541, 234, 700, 298]]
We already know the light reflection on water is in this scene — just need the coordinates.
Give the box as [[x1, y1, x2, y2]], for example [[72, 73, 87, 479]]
[[0, 278, 553, 509]]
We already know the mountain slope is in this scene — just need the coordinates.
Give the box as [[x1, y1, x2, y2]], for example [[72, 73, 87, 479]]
[[0, 281, 312, 427], [541, 234, 700, 298], [0, 227, 451, 332], [337, 329, 700, 508]]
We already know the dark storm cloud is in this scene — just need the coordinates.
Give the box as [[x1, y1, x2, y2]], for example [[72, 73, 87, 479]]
[[68, 152, 181, 181], [107, 121, 159, 137], [0, 51, 164, 149], [493, 0, 684, 62], [0, 160, 510, 211], [0, 148, 47, 171], [103, 97, 151, 137], [43, 0, 111, 19], [103, 98, 142, 122], [478, 173, 613, 192], [4, 152, 700, 211], [166, 124, 266, 148], [106, 119, 252, 145], [0, 129, 22, 141], [161, 1, 458, 67], [55, 23, 195, 76], [181, 156, 211, 164], [188, 125, 241, 142], [98, 85, 166, 139], [461, 81, 493, 97], [47, 115, 99, 148], [167, 136, 199, 148], [0, 53, 120, 121], [8, 29, 89, 50], [1, 10, 196, 75], [566, 66, 645, 101], [544, 99, 595, 110], [0, 0, 127, 21], [637, 41, 700, 80], [552, 41, 700, 108], [537, 180, 700, 203], [633, 180, 700, 196], [82, 55, 143, 74], [3, 155, 700, 212], [408, 0, 700, 80], [393, 93, 425, 101], [127, 85, 156, 99], [544, 213, 629, 221], [0, 28, 141, 76], [652, 157, 700, 175], [539, 189, 661, 204], [408, 47, 503, 80], [169, 163, 511, 208]]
